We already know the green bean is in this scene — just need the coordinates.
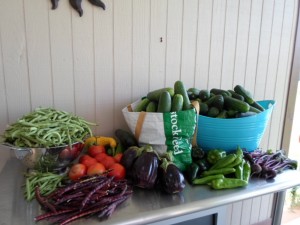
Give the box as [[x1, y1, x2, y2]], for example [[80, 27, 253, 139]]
[[3, 107, 96, 148]]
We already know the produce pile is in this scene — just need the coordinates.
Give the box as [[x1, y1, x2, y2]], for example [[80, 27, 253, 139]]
[[185, 146, 298, 189], [187, 85, 265, 118], [1, 81, 298, 225], [2, 107, 96, 148]]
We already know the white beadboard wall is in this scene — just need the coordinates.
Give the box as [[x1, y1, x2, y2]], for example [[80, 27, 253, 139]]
[[0, 1, 298, 225]]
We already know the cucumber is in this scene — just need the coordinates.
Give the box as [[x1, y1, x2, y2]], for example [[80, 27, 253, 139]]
[[146, 101, 158, 112], [224, 96, 250, 113], [236, 112, 257, 118], [134, 98, 150, 112], [157, 91, 172, 113], [226, 109, 238, 118], [207, 107, 220, 117], [199, 90, 210, 101], [210, 88, 231, 97], [115, 129, 138, 149], [205, 95, 224, 111], [171, 94, 184, 112], [249, 105, 262, 113], [228, 90, 245, 101], [250, 101, 265, 112], [199, 102, 209, 115], [147, 87, 174, 101], [217, 110, 227, 119], [174, 80, 192, 110], [187, 87, 200, 100], [233, 85, 254, 104]]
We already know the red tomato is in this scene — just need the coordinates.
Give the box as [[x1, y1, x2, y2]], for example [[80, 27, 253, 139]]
[[69, 163, 87, 180], [87, 163, 106, 176], [88, 145, 106, 157], [113, 153, 123, 163], [79, 154, 97, 167], [94, 152, 108, 164], [108, 163, 126, 180], [101, 155, 116, 169]]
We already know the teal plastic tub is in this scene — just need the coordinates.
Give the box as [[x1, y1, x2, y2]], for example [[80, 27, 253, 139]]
[[196, 100, 275, 152]]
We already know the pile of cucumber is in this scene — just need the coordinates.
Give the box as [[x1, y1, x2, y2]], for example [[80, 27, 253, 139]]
[[133, 80, 193, 113], [188, 85, 265, 118]]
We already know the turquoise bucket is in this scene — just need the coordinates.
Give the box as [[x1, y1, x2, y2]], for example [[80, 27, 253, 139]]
[[196, 100, 275, 152]]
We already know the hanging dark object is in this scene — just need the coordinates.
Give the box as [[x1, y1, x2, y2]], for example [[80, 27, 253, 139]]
[[88, 0, 106, 10], [51, 0, 59, 10], [50, 0, 106, 17], [69, 0, 83, 17]]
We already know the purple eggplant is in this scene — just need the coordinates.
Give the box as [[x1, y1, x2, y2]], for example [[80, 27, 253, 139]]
[[159, 158, 185, 194], [131, 146, 159, 189], [120, 146, 143, 179]]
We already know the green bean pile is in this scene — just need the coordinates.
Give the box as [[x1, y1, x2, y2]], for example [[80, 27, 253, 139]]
[[23, 171, 66, 201], [2, 107, 96, 148]]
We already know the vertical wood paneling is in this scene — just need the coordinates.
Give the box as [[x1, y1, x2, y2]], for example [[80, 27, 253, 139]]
[[0, 36, 8, 134], [254, 0, 275, 149], [233, 0, 251, 86], [258, 194, 272, 221], [225, 204, 233, 225], [262, 0, 285, 151], [231, 201, 243, 225], [149, 0, 168, 90], [208, 0, 227, 89], [254, 0, 274, 100], [132, 0, 151, 101], [71, 2, 95, 123], [94, 0, 114, 135], [241, 199, 252, 225], [250, 196, 262, 224], [244, 0, 263, 93], [165, 0, 183, 86], [49, 0, 75, 113], [221, 0, 239, 90], [272, 0, 297, 149], [195, 0, 213, 89], [24, 0, 53, 108], [0, 0, 31, 123], [114, 0, 133, 129], [180, 0, 198, 88]]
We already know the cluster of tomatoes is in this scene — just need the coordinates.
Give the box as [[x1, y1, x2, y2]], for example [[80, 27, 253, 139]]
[[68, 144, 125, 181]]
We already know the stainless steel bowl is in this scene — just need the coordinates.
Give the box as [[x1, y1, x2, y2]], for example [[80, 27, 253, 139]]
[[2, 142, 84, 172]]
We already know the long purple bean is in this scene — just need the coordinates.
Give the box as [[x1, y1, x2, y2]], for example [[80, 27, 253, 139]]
[[80, 176, 114, 210]]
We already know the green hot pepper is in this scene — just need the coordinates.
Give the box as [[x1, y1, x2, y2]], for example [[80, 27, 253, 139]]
[[193, 174, 224, 185], [207, 149, 226, 165], [209, 154, 237, 170], [211, 178, 248, 190], [243, 161, 251, 182]]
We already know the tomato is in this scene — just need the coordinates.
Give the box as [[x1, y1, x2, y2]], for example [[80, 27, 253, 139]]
[[69, 163, 87, 180], [108, 163, 126, 180], [94, 152, 108, 164], [113, 153, 123, 163], [101, 155, 116, 169], [79, 154, 97, 167], [87, 163, 106, 176], [88, 145, 106, 157]]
